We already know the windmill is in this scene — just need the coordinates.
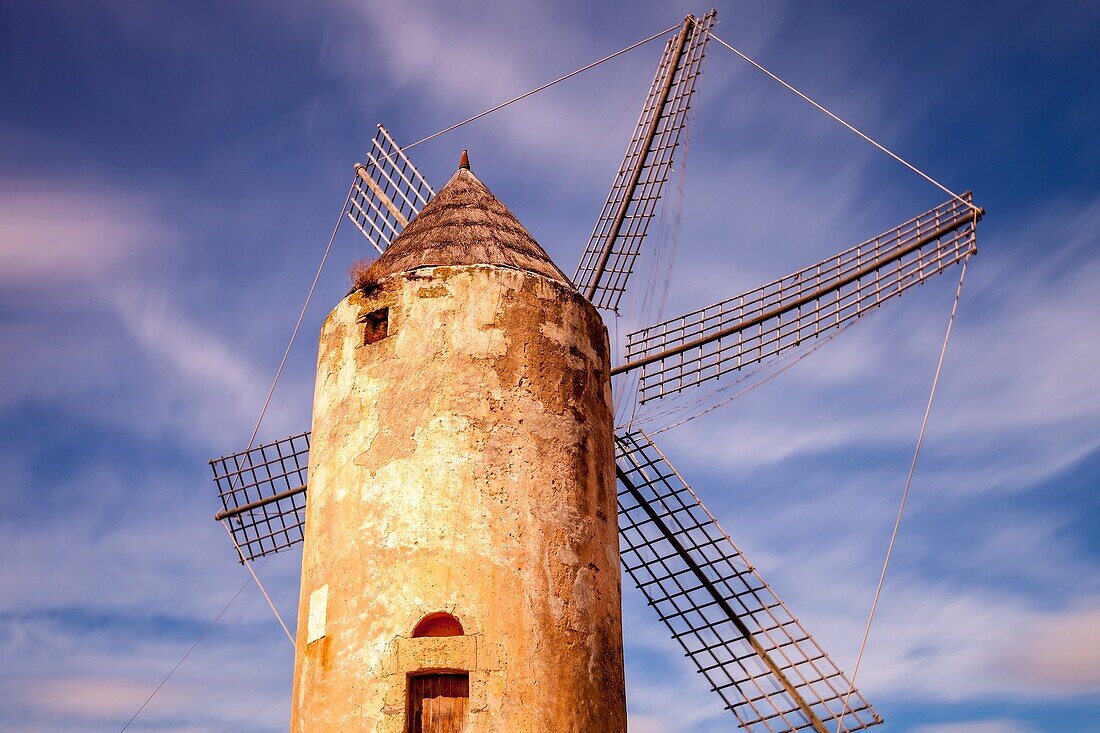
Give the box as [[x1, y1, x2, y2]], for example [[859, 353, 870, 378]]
[[209, 11, 981, 733]]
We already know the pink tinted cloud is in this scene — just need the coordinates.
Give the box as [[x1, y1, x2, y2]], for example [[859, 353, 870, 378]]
[[0, 180, 168, 287]]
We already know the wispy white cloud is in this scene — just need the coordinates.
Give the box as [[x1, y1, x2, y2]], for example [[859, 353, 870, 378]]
[[15, 676, 178, 721], [0, 179, 167, 286], [326, 0, 626, 155], [658, 193, 1100, 497], [613, 186, 1100, 718], [4, 2, 1098, 732], [4, 621, 294, 732], [846, 589, 1100, 701], [107, 286, 284, 446], [1001, 604, 1100, 692], [621, 537, 1099, 730], [912, 721, 1037, 733], [322, 0, 790, 192], [1, 457, 299, 731], [0, 177, 302, 450]]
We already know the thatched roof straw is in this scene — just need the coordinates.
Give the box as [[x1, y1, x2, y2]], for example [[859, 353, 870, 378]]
[[363, 160, 573, 288]]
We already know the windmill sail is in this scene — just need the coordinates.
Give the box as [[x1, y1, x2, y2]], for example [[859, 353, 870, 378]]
[[616, 430, 881, 732], [616, 194, 980, 402], [209, 427, 878, 731], [347, 124, 435, 254], [209, 432, 310, 563], [574, 12, 714, 311]]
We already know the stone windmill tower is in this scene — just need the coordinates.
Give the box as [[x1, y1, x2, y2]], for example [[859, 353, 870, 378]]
[[292, 155, 625, 732], [209, 11, 982, 733]]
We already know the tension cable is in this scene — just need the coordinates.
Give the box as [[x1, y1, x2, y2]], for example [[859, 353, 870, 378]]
[[707, 30, 981, 216], [836, 253, 972, 731], [402, 24, 679, 152]]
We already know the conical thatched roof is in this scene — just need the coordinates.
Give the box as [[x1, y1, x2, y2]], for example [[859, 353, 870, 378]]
[[367, 159, 573, 287]]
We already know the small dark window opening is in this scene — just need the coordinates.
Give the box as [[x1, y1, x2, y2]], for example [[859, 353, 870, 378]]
[[407, 672, 469, 733], [412, 612, 463, 638], [362, 307, 389, 345]]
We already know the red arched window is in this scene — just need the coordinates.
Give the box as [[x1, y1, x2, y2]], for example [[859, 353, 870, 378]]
[[411, 612, 464, 638]]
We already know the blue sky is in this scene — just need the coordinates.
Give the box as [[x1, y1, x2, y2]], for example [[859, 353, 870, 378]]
[[2, 1, 1098, 732]]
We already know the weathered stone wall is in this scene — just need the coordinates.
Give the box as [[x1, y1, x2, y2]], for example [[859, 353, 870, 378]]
[[290, 264, 624, 733]]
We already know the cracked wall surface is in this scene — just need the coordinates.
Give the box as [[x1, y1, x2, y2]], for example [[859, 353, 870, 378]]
[[289, 264, 625, 733]]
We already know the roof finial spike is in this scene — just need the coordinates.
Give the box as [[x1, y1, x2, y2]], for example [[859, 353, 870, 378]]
[[459, 149, 470, 170]]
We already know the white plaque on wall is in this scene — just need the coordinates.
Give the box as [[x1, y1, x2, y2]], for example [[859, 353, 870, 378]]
[[307, 584, 329, 644]]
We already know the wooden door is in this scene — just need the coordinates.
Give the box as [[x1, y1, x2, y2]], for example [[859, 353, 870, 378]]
[[408, 673, 469, 733]]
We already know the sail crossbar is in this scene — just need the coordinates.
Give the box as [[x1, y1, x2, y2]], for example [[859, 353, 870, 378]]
[[574, 12, 714, 311], [206, 423, 885, 733], [347, 124, 435, 253], [617, 194, 979, 401], [616, 430, 881, 732], [210, 432, 310, 563]]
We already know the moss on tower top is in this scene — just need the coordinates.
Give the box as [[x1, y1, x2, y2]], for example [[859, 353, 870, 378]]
[[361, 159, 573, 289]]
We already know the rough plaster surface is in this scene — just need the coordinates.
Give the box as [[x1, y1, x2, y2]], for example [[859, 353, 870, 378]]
[[289, 264, 625, 733]]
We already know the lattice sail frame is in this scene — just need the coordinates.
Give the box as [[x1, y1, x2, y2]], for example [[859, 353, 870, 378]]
[[209, 425, 883, 730], [210, 432, 310, 563], [616, 430, 881, 732], [347, 124, 435, 253], [622, 194, 979, 402], [574, 12, 715, 311]]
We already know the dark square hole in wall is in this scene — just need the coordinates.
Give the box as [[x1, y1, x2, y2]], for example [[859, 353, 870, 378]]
[[362, 307, 389, 345]]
